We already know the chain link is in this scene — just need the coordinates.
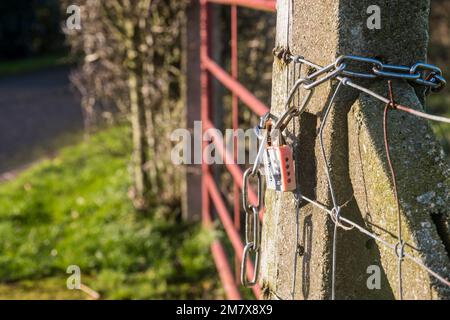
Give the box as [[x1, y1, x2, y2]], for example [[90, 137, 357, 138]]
[[241, 168, 263, 287]]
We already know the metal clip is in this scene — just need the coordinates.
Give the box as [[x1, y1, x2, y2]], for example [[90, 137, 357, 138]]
[[411, 63, 446, 90]]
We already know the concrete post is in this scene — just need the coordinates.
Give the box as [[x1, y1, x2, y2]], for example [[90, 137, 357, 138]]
[[261, 0, 450, 300]]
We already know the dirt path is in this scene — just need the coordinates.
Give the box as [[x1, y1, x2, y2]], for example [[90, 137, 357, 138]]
[[0, 66, 83, 174]]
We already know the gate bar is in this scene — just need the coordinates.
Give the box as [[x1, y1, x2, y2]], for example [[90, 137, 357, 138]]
[[200, 0, 273, 300], [204, 176, 242, 300], [204, 119, 260, 208], [211, 240, 243, 299], [206, 173, 261, 297], [207, 0, 276, 11], [203, 57, 269, 117]]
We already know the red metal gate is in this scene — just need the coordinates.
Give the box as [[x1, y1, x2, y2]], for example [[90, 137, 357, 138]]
[[199, 0, 276, 300]]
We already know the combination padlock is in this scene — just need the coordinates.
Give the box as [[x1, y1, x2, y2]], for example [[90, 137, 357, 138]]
[[262, 123, 296, 192]]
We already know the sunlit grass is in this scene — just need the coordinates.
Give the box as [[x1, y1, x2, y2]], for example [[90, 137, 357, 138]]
[[0, 126, 222, 299]]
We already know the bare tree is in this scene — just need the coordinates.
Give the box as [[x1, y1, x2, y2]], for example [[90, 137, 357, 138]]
[[63, 0, 188, 210]]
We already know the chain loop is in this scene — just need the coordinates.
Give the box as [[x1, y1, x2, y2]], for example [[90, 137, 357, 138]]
[[373, 65, 421, 80], [241, 168, 263, 288], [243, 168, 263, 213], [336, 55, 382, 79], [245, 206, 260, 251], [290, 54, 447, 93], [304, 63, 347, 90], [241, 242, 260, 287]]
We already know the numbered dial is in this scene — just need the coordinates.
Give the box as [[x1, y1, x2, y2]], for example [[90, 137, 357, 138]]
[[263, 145, 296, 192]]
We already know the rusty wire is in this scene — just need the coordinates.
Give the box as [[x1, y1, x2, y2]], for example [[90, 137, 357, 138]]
[[383, 81, 405, 300]]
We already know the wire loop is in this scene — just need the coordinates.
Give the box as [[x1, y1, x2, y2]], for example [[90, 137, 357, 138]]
[[330, 206, 354, 231], [395, 241, 406, 261], [243, 168, 263, 214]]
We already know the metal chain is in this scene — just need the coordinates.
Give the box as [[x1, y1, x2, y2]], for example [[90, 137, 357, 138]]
[[294, 54, 447, 93], [241, 52, 450, 296], [241, 168, 263, 287], [289, 54, 450, 124], [242, 70, 315, 289]]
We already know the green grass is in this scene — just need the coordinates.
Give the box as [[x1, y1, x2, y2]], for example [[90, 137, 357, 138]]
[[0, 55, 73, 76], [0, 277, 86, 300], [0, 126, 223, 299]]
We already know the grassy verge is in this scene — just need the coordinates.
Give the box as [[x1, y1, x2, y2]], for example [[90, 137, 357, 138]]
[[0, 55, 73, 77], [0, 126, 223, 299]]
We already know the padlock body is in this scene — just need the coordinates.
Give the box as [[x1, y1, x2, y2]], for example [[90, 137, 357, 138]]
[[263, 145, 296, 192]]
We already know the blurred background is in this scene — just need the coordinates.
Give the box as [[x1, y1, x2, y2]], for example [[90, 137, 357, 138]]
[[0, 0, 448, 299]]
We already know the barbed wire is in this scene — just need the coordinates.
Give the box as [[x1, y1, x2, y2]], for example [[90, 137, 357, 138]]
[[242, 52, 450, 300]]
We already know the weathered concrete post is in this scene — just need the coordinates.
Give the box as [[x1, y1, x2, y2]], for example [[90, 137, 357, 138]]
[[261, 0, 450, 300]]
